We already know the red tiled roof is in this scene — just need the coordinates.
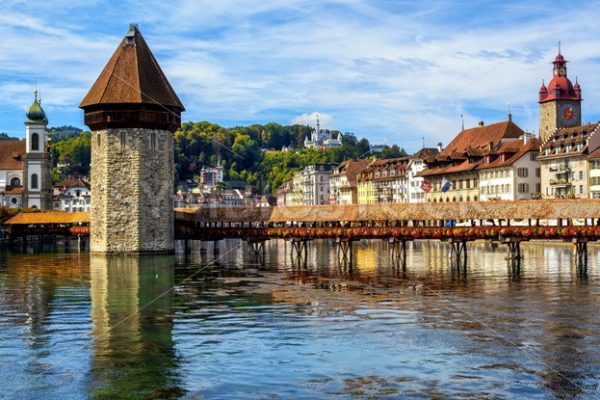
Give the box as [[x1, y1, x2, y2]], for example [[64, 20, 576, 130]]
[[332, 159, 372, 186], [55, 176, 90, 189], [538, 123, 600, 160], [79, 25, 184, 110], [0, 140, 25, 170], [476, 138, 541, 170]]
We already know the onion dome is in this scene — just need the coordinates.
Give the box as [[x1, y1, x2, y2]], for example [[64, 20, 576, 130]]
[[26, 90, 47, 124], [574, 77, 582, 97], [539, 50, 581, 103]]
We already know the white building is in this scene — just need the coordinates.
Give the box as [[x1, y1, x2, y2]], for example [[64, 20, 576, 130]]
[[407, 148, 440, 203], [200, 156, 224, 192], [53, 177, 91, 212], [303, 163, 336, 205], [303, 115, 342, 149], [0, 90, 52, 209], [478, 135, 541, 201]]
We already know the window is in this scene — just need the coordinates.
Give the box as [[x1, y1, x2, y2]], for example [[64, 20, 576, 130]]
[[31, 174, 38, 189], [580, 185, 584, 194], [10, 197, 17, 205], [517, 168, 528, 178], [579, 171, 584, 180], [536, 168, 541, 178], [10, 177, 20, 186], [151, 132, 157, 150], [97, 134, 101, 147], [76, 190, 81, 197], [120, 132, 126, 149], [31, 133, 39, 151], [518, 183, 529, 193]]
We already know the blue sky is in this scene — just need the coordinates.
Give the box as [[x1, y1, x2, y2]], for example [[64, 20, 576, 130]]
[[1, 0, 600, 152]]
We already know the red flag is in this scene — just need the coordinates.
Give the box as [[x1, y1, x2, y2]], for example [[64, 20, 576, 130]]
[[420, 179, 433, 193]]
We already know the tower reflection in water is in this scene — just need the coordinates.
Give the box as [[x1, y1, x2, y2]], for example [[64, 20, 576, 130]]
[[89, 255, 182, 399]]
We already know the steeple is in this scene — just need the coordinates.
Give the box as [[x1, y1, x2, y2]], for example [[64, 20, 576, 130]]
[[80, 24, 185, 132], [539, 46, 580, 103]]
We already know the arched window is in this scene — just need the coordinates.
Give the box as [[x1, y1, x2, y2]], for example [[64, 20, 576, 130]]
[[31, 173, 38, 189], [31, 133, 39, 151], [10, 177, 20, 186]]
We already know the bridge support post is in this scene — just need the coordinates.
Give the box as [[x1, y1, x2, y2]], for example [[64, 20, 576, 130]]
[[213, 240, 220, 256], [290, 238, 309, 268], [389, 238, 408, 269], [501, 237, 523, 270], [248, 239, 267, 264], [572, 239, 588, 270], [336, 238, 354, 267], [447, 238, 468, 270]]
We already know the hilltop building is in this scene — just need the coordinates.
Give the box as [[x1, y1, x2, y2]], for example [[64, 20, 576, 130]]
[[303, 115, 342, 149], [0, 91, 52, 209], [200, 156, 224, 192]]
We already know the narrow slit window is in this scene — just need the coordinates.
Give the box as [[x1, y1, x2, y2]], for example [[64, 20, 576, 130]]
[[120, 132, 126, 149]]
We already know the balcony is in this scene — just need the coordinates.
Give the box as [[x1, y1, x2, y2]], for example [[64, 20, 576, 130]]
[[549, 179, 572, 187]]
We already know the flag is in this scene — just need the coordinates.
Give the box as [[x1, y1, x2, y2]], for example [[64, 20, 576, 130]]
[[420, 179, 433, 193], [441, 178, 453, 193]]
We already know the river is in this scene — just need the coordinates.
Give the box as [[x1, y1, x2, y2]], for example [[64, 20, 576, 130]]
[[0, 239, 598, 399]]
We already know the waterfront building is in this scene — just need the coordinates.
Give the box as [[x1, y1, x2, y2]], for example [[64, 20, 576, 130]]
[[290, 173, 305, 205], [0, 91, 52, 209], [52, 176, 91, 212], [538, 50, 582, 142], [303, 163, 336, 205], [588, 147, 600, 198], [477, 135, 542, 201], [538, 123, 600, 198], [537, 50, 599, 199], [329, 159, 372, 204], [80, 24, 184, 253], [421, 119, 524, 203], [303, 115, 342, 149], [407, 148, 439, 203], [357, 158, 411, 204]]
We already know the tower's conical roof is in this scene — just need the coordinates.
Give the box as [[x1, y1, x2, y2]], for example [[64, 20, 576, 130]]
[[79, 24, 184, 111]]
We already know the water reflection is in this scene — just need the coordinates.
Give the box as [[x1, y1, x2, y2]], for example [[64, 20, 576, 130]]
[[89, 255, 182, 399]]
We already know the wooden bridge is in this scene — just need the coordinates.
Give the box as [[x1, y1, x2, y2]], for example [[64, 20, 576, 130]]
[[3, 199, 600, 269]]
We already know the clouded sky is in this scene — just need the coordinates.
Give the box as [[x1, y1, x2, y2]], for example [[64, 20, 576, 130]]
[[1, 0, 600, 152]]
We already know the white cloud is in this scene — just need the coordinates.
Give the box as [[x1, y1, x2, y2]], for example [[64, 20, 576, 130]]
[[290, 112, 334, 129]]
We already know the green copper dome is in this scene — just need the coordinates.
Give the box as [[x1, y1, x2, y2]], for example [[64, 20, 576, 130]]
[[26, 90, 47, 124]]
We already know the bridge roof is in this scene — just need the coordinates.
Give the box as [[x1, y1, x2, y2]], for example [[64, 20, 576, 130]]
[[4, 212, 90, 225], [176, 200, 600, 223]]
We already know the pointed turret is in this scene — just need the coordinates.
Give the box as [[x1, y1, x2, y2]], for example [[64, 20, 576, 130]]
[[80, 24, 184, 132]]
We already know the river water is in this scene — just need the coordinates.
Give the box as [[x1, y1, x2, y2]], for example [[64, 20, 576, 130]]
[[0, 239, 599, 399]]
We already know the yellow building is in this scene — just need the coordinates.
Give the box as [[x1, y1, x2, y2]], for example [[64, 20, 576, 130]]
[[356, 158, 410, 204]]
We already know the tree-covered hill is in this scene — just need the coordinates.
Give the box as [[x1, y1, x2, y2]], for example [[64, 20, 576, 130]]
[[47, 122, 407, 193]]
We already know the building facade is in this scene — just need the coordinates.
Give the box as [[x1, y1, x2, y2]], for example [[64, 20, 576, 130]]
[[329, 159, 371, 204], [357, 158, 410, 204], [477, 136, 541, 201], [303, 164, 335, 205], [0, 91, 52, 209], [421, 120, 524, 203], [53, 176, 91, 212], [407, 148, 439, 203]]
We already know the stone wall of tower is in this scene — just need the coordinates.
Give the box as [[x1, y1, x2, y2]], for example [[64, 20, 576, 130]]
[[539, 101, 558, 142], [90, 128, 174, 253]]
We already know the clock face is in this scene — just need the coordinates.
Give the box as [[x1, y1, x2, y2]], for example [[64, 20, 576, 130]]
[[559, 67, 566, 76], [560, 103, 577, 125]]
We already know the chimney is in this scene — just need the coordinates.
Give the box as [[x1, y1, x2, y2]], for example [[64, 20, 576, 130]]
[[508, 113, 512, 122], [479, 121, 485, 127], [488, 141, 494, 152], [523, 133, 529, 145], [437, 142, 443, 152]]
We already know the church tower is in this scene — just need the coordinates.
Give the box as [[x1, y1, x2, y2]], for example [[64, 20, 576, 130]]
[[23, 90, 52, 209], [80, 24, 185, 254], [539, 48, 582, 141]]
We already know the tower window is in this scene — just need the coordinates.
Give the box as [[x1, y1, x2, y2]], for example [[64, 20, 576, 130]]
[[120, 132, 126, 149], [31, 133, 39, 151], [151, 132, 157, 150], [31, 173, 38, 189], [10, 177, 20, 186], [97, 134, 101, 147]]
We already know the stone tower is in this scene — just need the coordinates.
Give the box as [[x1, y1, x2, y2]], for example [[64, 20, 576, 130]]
[[539, 49, 582, 141], [80, 24, 185, 254], [23, 90, 52, 209]]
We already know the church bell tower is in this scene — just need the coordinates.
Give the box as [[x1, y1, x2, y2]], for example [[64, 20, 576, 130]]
[[80, 24, 185, 254], [538, 47, 582, 141]]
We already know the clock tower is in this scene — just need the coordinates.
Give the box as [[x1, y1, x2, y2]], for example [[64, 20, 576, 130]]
[[539, 49, 582, 141]]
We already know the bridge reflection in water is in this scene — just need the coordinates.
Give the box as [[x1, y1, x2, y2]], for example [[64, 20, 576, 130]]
[[89, 255, 182, 399]]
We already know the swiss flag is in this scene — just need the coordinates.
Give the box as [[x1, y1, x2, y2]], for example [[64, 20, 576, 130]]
[[420, 179, 433, 193]]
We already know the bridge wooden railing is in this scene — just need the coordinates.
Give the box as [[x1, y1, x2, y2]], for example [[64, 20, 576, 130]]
[[175, 225, 600, 242]]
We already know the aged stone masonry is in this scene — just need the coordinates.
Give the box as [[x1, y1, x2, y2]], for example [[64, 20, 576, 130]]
[[79, 24, 184, 254]]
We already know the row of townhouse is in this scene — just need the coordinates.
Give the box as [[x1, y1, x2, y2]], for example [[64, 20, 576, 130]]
[[278, 163, 337, 206], [276, 50, 600, 205]]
